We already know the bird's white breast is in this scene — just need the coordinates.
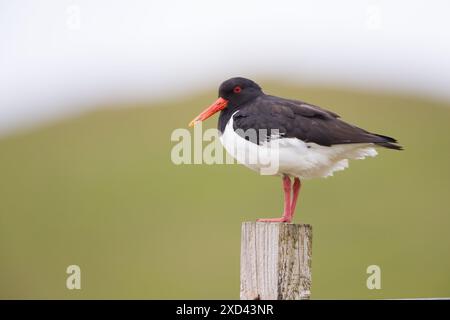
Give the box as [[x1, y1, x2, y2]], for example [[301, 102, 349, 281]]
[[219, 112, 378, 179]]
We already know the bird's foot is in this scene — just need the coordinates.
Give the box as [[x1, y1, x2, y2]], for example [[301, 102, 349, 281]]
[[257, 216, 292, 223]]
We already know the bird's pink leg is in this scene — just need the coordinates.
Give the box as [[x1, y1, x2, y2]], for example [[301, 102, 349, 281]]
[[290, 178, 301, 220], [257, 175, 292, 223]]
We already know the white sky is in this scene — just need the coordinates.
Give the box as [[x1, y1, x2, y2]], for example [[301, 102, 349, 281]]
[[0, 0, 449, 134]]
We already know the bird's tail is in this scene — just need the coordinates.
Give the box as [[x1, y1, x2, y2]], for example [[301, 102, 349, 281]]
[[373, 133, 403, 150]]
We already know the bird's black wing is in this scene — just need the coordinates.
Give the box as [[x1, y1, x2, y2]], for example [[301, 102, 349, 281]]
[[233, 95, 402, 150]]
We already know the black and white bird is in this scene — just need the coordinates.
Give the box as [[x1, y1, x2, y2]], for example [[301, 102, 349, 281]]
[[189, 77, 402, 223]]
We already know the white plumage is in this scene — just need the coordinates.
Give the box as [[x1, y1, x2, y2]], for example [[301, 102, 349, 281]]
[[220, 112, 378, 179]]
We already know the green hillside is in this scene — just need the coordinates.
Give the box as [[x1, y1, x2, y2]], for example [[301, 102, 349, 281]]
[[1, 83, 449, 299]]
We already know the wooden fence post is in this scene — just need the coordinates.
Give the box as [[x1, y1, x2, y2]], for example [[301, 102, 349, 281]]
[[240, 222, 313, 300]]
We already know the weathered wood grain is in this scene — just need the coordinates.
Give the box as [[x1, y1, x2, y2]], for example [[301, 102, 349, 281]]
[[240, 222, 312, 300]]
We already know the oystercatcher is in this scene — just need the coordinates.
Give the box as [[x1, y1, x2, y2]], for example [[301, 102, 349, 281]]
[[189, 77, 402, 222]]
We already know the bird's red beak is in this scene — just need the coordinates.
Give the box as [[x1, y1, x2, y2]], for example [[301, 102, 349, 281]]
[[189, 97, 228, 127]]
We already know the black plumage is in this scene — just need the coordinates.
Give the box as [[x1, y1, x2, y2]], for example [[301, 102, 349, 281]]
[[217, 77, 402, 150]]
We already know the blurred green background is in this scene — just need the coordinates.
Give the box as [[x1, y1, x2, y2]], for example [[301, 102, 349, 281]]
[[0, 82, 449, 299]]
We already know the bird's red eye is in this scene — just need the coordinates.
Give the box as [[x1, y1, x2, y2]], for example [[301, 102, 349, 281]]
[[233, 86, 242, 93]]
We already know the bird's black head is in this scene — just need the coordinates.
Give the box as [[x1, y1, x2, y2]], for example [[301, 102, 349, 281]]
[[218, 77, 263, 106], [189, 77, 263, 127]]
